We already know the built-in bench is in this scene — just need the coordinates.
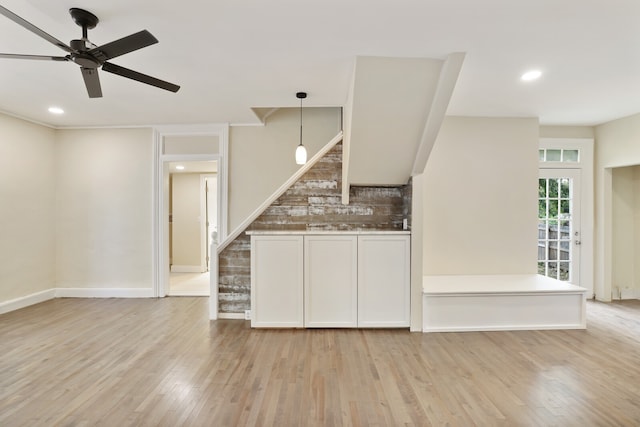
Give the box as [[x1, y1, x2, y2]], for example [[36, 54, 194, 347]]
[[422, 274, 587, 332]]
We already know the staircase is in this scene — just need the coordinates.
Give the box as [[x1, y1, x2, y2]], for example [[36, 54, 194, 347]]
[[214, 52, 466, 316]]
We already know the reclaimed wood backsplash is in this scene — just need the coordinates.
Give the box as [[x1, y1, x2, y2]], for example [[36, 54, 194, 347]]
[[218, 142, 412, 313]]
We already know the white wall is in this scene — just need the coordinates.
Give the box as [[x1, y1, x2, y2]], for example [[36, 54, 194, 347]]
[[164, 135, 219, 155], [55, 128, 153, 290], [171, 173, 202, 270], [0, 114, 56, 303], [539, 126, 595, 139], [422, 116, 539, 275], [594, 113, 640, 300], [228, 107, 341, 231]]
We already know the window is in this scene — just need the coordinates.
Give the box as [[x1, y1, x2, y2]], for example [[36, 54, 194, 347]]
[[539, 148, 580, 163]]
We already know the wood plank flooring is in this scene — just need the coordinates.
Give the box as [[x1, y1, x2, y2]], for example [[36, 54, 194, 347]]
[[1, 298, 640, 426]]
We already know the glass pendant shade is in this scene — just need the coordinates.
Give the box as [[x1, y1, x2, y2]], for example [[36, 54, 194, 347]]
[[295, 143, 307, 165], [295, 91, 307, 165]]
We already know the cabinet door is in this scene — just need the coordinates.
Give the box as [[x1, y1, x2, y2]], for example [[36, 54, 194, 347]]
[[304, 235, 358, 328], [358, 235, 410, 327], [251, 235, 304, 327]]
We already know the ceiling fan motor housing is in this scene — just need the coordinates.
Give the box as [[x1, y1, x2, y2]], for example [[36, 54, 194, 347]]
[[68, 40, 101, 67]]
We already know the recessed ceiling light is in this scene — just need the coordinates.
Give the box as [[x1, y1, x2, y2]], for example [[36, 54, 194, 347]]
[[521, 70, 542, 82], [48, 106, 64, 114], [175, 165, 185, 170]]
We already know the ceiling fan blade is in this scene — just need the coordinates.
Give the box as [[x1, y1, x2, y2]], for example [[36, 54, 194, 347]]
[[102, 62, 180, 93], [88, 30, 158, 61], [0, 5, 74, 54], [0, 53, 68, 61], [80, 67, 103, 98]]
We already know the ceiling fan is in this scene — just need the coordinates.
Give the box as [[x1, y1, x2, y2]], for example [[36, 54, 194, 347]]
[[0, 5, 180, 98]]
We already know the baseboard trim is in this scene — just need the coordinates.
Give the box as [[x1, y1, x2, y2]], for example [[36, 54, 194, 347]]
[[619, 288, 640, 300], [170, 265, 202, 273], [167, 290, 209, 297], [217, 313, 245, 320], [0, 289, 56, 315], [55, 288, 154, 298]]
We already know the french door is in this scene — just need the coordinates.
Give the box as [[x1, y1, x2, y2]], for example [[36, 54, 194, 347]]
[[538, 169, 581, 284]]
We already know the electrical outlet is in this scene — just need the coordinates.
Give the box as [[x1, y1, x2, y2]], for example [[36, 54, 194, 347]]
[[244, 310, 251, 320]]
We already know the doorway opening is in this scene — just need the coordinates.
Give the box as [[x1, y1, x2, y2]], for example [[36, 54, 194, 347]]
[[539, 138, 594, 296], [538, 169, 581, 284], [153, 124, 228, 319], [168, 161, 217, 296], [610, 165, 640, 299]]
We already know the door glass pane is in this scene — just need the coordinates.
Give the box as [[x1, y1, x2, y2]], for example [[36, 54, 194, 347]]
[[562, 150, 579, 162], [538, 174, 575, 282], [549, 179, 558, 197], [538, 178, 547, 197], [548, 240, 558, 260], [560, 179, 570, 198], [559, 262, 570, 280], [538, 199, 547, 219], [548, 262, 558, 279], [538, 220, 547, 238], [549, 200, 558, 219], [540, 149, 580, 163], [546, 149, 561, 161]]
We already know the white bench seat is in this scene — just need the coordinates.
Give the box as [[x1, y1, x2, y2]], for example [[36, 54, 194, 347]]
[[422, 274, 587, 332]]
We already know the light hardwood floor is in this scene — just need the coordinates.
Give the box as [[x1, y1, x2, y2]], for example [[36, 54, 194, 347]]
[[1, 298, 640, 426]]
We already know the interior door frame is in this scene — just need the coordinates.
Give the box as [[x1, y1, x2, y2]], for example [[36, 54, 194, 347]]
[[152, 124, 229, 315], [201, 173, 217, 272]]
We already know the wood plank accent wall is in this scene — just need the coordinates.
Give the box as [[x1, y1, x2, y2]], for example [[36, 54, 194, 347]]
[[218, 142, 412, 313]]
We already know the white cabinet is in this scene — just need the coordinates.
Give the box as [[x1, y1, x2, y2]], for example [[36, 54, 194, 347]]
[[304, 235, 358, 328], [250, 235, 304, 327], [250, 232, 410, 328], [358, 235, 410, 327]]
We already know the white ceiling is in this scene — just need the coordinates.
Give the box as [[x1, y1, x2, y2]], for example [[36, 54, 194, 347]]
[[0, 0, 639, 128]]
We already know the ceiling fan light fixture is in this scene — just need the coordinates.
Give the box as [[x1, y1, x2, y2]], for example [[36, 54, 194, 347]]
[[295, 91, 307, 165]]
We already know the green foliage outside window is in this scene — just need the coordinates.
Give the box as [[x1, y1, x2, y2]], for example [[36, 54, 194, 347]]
[[538, 178, 569, 223]]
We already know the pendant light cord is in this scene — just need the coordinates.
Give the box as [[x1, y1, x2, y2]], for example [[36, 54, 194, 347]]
[[299, 96, 303, 146]]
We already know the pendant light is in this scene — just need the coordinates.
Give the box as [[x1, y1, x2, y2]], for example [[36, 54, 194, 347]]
[[295, 91, 307, 165]]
